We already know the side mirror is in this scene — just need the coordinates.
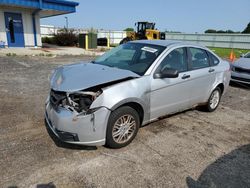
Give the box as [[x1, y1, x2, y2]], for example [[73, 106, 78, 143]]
[[154, 67, 179, 79]]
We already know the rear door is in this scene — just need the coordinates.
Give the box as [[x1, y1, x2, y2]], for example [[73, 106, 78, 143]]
[[187, 47, 217, 105]]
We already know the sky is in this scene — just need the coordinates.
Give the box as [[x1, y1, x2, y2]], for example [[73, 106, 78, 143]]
[[41, 0, 250, 33]]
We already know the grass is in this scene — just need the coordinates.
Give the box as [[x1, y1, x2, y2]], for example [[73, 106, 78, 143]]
[[6, 53, 16, 56], [208, 47, 249, 59]]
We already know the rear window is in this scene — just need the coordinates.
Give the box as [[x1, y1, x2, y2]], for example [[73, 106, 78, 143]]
[[208, 52, 220, 65]]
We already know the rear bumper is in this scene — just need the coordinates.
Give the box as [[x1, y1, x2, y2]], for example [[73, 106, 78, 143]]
[[45, 102, 111, 146]]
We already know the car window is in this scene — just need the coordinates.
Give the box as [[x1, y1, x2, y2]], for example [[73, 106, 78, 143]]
[[244, 52, 250, 58], [156, 47, 188, 73], [98, 45, 137, 65], [94, 43, 165, 76], [208, 52, 220, 65], [189, 48, 209, 69]]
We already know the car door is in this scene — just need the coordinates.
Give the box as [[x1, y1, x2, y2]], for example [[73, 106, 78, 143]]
[[187, 47, 217, 105], [150, 47, 193, 120]]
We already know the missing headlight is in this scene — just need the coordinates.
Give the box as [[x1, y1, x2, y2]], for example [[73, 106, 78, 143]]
[[66, 91, 102, 113]]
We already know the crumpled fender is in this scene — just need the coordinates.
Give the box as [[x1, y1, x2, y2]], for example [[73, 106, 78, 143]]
[[90, 76, 151, 122]]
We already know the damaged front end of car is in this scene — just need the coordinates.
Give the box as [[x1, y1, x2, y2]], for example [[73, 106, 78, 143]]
[[50, 89, 102, 117], [45, 62, 140, 146], [45, 85, 112, 146]]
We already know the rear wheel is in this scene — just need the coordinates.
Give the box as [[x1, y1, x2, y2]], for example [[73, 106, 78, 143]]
[[204, 87, 222, 112], [119, 37, 131, 45], [105, 106, 140, 148]]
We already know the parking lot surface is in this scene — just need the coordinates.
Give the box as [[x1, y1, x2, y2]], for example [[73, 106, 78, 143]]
[[0, 56, 250, 188]]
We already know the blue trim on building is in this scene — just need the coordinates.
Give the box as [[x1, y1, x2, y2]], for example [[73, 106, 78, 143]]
[[32, 14, 37, 47], [32, 9, 40, 47], [44, 0, 78, 6], [39, 0, 43, 9], [0, 0, 79, 16]]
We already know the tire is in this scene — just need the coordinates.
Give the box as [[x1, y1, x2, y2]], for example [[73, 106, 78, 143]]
[[204, 87, 222, 112], [119, 37, 131, 45], [105, 106, 140, 148]]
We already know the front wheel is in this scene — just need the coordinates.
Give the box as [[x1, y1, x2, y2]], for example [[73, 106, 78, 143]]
[[105, 106, 140, 148], [205, 87, 222, 112]]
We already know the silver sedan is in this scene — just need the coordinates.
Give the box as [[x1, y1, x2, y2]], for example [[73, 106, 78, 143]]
[[45, 40, 231, 148], [231, 52, 250, 84]]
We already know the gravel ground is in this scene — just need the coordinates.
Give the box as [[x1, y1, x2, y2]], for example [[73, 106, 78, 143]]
[[0, 56, 249, 188]]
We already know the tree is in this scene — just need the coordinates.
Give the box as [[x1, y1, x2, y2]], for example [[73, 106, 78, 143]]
[[205, 29, 217, 33], [242, 22, 250, 34], [205, 29, 237, 34], [124, 28, 134, 32], [225, 30, 234, 33], [217, 30, 226, 33]]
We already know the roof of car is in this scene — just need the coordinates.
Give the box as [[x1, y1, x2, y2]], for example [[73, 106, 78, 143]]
[[131, 39, 206, 48]]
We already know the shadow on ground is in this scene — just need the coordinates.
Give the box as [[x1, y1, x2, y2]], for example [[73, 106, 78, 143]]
[[36, 182, 56, 188], [230, 81, 250, 90], [186, 144, 250, 188], [44, 120, 97, 151]]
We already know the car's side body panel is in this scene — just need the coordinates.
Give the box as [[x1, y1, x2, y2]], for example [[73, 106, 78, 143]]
[[149, 72, 192, 120], [91, 76, 151, 124]]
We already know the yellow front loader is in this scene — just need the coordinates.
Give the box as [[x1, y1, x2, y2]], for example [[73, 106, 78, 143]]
[[120, 22, 165, 44]]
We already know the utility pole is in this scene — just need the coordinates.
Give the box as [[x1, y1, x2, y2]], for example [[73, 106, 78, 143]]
[[65, 16, 68, 29]]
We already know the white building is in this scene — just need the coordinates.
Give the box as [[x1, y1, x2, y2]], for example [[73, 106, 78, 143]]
[[0, 0, 78, 47]]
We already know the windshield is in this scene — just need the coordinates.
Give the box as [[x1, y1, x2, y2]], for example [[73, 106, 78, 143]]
[[146, 23, 155, 29], [94, 43, 165, 76], [244, 52, 250, 58]]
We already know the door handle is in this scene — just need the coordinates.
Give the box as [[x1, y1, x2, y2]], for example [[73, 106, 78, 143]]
[[182, 74, 190, 79], [209, 68, 215, 73]]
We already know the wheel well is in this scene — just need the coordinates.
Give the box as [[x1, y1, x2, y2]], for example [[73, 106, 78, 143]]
[[217, 83, 224, 94], [119, 102, 144, 125]]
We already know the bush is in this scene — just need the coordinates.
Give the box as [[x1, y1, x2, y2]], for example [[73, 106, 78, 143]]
[[42, 29, 78, 46], [42, 37, 55, 44], [53, 28, 78, 46]]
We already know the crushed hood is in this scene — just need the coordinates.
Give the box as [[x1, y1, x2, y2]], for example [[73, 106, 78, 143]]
[[51, 62, 140, 92], [234, 58, 250, 69]]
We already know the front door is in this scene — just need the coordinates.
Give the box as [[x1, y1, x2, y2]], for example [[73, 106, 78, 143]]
[[4, 12, 25, 47], [150, 47, 192, 119]]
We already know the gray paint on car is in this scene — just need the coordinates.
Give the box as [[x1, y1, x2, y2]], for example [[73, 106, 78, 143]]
[[45, 40, 231, 146], [231, 51, 250, 84], [50, 63, 140, 92]]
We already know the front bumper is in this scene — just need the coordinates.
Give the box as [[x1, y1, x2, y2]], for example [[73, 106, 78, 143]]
[[231, 71, 250, 84], [45, 101, 111, 146]]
